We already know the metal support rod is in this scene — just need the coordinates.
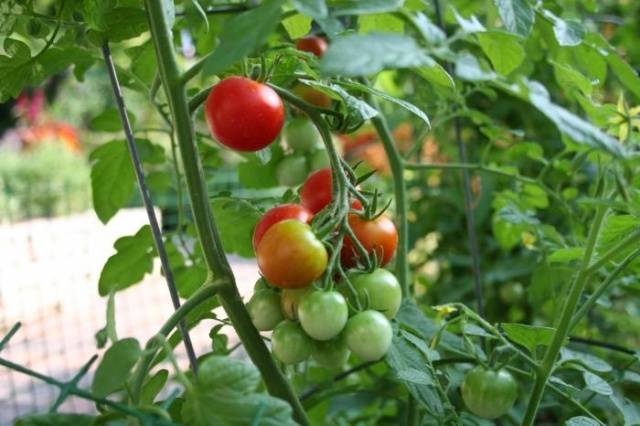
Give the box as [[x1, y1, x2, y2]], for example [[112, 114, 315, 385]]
[[101, 42, 198, 373]]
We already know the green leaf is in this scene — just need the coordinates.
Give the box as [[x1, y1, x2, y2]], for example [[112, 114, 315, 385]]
[[98, 225, 156, 296], [560, 348, 612, 373], [501, 323, 555, 353], [386, 331, 445, 417], [358, 13, 404, 33], [477, 31, 525, 75], [331, 0, 403, 16], [282, 14, 312, 39], [90, 108, 137, 132], [140, 369, 169, 404], [412, 13, 446, 45], [103, 8, 149, 42], [299, 79, 379, 121], [606, 52, 640, 99], [338, 80, 430, 127], [415, 64, 455, 89], [292, 0, 327, 18], [211, 197, 261, 258], [542, 10, 584, 46], [89, 140, 135, 224], [83, 0, 114, 32], [320, 33, 434, 77], [455, 52, 497, 81], [610, 394, 640, 426], [202, 1, 283, 77], [553, 61, 592, 96], [582, 371, 613, 396], [182, 356, 295, 426], [598, 215, 640, 250], [494, 0, 534, 36], [565, 417, 599, 426], [453, 9, 486, 33], [522, 81, 627, 158], [548, 247, 585, 263], [92, 338, 141, 398]]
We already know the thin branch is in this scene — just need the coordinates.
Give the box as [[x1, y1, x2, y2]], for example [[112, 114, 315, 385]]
[[102, 42, 199, 375], [569, 336, 637, 356], [299, 360, 380, 401]]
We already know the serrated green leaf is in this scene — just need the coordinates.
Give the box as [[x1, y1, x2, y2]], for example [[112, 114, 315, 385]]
[[358, 13, 404, 34], [453, 9, 486, 33], [320, 33, 434, 77], [494, 0, 534, 37], [89, 140, 135, 224], [338, 80, 430, 127], [542, 10, 584, 46], [549, 247, 585, 263], [477, 31, 525, 75], [92, 338, 141, 398], [331, 0, 403, 16], [282, 14, 312, 39], [202, 1, 283, 77], [211, 197, 261, 257], [553, 61, 593, 96], [90, 108, 137, 132], [292, 0, 327, 18], [98, 225, 156, 296], [299, 79, 378, 121], [501, 323, 555, 353]]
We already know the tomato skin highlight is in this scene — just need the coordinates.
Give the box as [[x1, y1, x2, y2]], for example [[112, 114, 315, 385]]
[[256, 220, 328, 289], [298, 291, 348, 341], [271, 321, 312, 364], [344, 310, 392, 361], [348, 268, 402, 319], [312, 334, 350, 369], [205, 76, 284, 151], [461, 367, 518, 419], [246, 290, 284, 331], [300, 168, 333, 213], [295, 36, 328, 57], [253, 204, 313, 250], [342, 214, 398, 267]]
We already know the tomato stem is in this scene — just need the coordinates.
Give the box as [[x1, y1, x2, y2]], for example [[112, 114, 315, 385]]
[[142, 2, 309, 423]]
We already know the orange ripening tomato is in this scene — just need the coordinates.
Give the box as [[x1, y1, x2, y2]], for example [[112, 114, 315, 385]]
[[295, 36, 328, 57], [252, 204, 313, 250], [341, 213, 398, 267], [293, 84, 333, 109]]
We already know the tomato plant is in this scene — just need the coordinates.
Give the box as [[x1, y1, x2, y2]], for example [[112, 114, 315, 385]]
[[4, 0, 640, 425]]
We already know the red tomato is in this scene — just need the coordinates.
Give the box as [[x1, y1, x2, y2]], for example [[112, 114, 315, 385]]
[[295, 36, 328, 57], [253, 204, 313, 250], [256, 220, 328, 288], [300, 168, 333, 213], [205, 76, 284, 151], [342, 214, 398, 267]]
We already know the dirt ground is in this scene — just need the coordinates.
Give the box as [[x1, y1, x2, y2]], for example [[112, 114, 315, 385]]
[[0, 209, 259, 424]]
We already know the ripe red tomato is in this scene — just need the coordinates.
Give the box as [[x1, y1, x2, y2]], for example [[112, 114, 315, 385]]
[[461, 367, 518, 419], [256, 220, 328, 288], [295, 36, 328, 57], [300, 168, 332, 213], [253, 204, 313, 250], [205, 76, 284, 151], [342, 213, 398, 267]]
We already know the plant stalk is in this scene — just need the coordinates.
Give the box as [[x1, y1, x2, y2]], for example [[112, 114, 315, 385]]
[[142, 1, 308, 423]]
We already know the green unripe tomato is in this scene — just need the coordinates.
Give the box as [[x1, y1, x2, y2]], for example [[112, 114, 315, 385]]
[[309, 149, 330, 171], [298, 291, 349, 341], [312, 334, 350, 369], [285, 117, 321, 153], [280, 287, 312, 320], [349, 269, 402, 319], [276, 155, 309, 187], [461, 366, 518, 419], [344, 310, 392, 361], [499, 282, 525, 305], [271, 321, 312, 364], [246, 290, 284, 331]]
